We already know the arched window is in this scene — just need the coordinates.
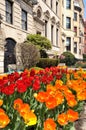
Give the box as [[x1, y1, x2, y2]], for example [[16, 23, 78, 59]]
[[4, 38, 16, 72]]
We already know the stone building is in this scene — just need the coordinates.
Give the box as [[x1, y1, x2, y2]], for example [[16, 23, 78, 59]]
[[61, 0, 84, 59], [84, 19, 86, 53], [33, 0, 61, 56], [0, 0, 37, 73]]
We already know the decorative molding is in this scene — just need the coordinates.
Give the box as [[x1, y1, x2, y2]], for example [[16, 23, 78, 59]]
[[44, 10, 50, 19], [51, 16, 56, 24]]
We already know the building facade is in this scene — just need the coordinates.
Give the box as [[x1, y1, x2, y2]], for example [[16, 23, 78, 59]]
[[84, 19, 86, 53], [0, 0, 85, 73], [0, 0, 37, 73], [33, 0, 61, 56], [61, 0, 84, 59]]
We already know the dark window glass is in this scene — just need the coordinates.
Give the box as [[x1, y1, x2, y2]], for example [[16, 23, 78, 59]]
[[74, 42, 77, 53], [66, 17, 71, 29], [45, 20, 47, 37], [22, 9, 27, 30], [74, 12, 77, 21], [66, 37, 71, 51], [51, 0, 53, 8], [74, 27, 77, 36], [6, 0, 13, 24], [51, 25, 53, 44], [56, 29, 58, 46], [62, 14, 64, 26], [66, 0, 71, 9], [56, 2, 58, 14]]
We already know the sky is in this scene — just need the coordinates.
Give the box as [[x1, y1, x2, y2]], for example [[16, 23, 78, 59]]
[[84, 0, 86, 18]]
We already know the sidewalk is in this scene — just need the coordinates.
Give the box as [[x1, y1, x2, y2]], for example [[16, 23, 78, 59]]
[[75, 103, 86, 130]]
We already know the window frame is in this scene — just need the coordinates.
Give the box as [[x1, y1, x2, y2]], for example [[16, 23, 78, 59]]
[[6, 0, 13, 24], [66, 0, 71, 9], [21, 9, 27, 30], [74, 12, 77, 21], [66, 17, 71, 29], [51, 25, 54, 44], [45, 20, 48, 37], [66, 37, 71, 51], [74, 42, 77, 53]]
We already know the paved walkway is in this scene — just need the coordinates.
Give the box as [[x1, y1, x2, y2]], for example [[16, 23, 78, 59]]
[[75, 102, 86, 130]]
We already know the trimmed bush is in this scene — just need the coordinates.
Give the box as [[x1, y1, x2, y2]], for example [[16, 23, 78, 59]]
[[20, 42, 40, 69], [83, 54, 86, 62], [40, 49, 48, 58], [60, 52, 76, 66], [36, 58, 59, 68], [75, 61, 86, 68], [27, 34, 52, 50]]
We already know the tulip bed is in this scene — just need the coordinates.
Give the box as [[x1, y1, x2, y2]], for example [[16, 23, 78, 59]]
[[0, 66, 86, 130]]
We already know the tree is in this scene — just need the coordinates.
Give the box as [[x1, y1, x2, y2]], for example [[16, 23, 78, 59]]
[[27, 34, 52, 50]]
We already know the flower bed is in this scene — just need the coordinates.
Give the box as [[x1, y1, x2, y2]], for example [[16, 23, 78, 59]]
[[0, 66, 86, 130]]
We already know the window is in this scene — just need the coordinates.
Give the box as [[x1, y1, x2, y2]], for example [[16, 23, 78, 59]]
[[62, 0, 64, 7], [66, 37, 71, 51], [79, 37, 81, 43], [22, 9, 27, 30], [62, 14, 64, 26], [74, 42, 77, 53], [66, 17, 71, 29], [56, 29, 58, 46], [51, 0, 53, 9], [6, 0, 13, 24], [74, 27, 77, 36], [45, 20, 47, 37], [79, 49, 81, 55], [66, 0, 71, 9], [56, 2, 58, 15], [74, 12, 77, 21], [51, 25, 54, 44]]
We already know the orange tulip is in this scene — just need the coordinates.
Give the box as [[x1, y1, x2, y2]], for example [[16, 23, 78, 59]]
[[67, 109, 79, 122], [35, 91, 49, 103], [57, 113, 68, 126], [13, 98, 23, 111], [22, 111, 37, 126], [45, 96, 57, 109], [0, 99, 3, 107], [44, 118, 56, 130], [0, 114, 10, 128], [19, 103, 30, 116]]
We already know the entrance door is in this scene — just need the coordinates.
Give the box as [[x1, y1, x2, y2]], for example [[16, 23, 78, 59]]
[[4, 38, 16, 72]]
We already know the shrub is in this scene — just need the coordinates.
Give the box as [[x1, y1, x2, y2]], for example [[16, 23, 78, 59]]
[[60, 52, 76, 66], [40, 49, 48, 58], [27, 34, 52, 50], [83, 54, 86, 62], [75, 61, 86, 68], [27, 34, 51, 58], [36, 58, 59, 68], [20, 42, 40, 69]]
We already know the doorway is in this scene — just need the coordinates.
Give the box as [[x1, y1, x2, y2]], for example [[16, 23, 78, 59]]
[[4, 38, 16, 72]]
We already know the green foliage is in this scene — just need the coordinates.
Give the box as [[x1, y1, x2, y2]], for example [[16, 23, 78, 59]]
[[27, 34, 52, 50], [20, 42, 40, 69], [36, 58, 59, 68], [40, 49, 48, 58], [75, 61, 86, 68], [60, 52, 75, 66]]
